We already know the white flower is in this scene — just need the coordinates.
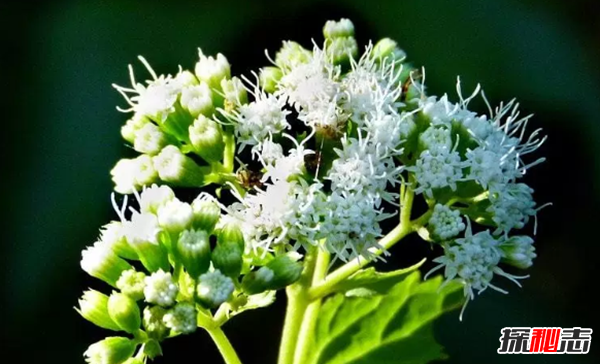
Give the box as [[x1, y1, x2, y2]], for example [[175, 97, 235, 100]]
[[196, 270, 234, 307], [133, 122, 168, 155], [144, 270, 178, 307], [419, 126, 452, 155], [488, 183, 537, 234], [163, 303, 197, 334], [157, 199, 194, 233], [410, 150, 464, 198], [140, 184, 175, 214], [323, 18, 355, 38], [110, 159, 137, 194], [194, 50, 230, 87], [230, 91, 290, 148], [464, 147, 505, 188], [116, 269, 147, 300], [132, 155, 158, 187], [113, 57, 180, 122], [252, 139, 284, 165], [81, 241, 131, 286], [123, 212, 161, 246], [428, 204, 465, 240]]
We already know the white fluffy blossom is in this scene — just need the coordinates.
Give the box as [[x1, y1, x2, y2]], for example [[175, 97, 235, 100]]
[[140, 184, 175, 214], [488, 183, 537, 234], [144, 270, 178, 307]]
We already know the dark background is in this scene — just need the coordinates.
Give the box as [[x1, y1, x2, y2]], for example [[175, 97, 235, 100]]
[[2, 0, 599, 363]]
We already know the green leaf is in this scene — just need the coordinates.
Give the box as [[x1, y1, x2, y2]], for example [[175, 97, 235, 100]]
[[308, 271, 463, 364], [332, 259, 425, 296]]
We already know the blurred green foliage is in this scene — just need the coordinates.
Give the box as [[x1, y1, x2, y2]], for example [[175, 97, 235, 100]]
[[2, 0, 599, 363]]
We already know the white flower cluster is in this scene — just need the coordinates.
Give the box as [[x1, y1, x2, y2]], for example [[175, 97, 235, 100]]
[[144, 270, 179, 307]]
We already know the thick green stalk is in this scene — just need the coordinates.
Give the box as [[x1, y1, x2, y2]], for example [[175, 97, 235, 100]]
[[277, 247, 319, 364], [206, 326, 242, 364], [292, 250, 330, 364]]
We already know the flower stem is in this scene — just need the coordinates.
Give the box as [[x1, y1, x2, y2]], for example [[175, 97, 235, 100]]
[[292, 249, 330, 364], [206, 326, 242, 364], [277, 247, 319, 364]]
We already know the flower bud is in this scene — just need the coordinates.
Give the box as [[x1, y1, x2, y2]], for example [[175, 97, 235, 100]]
[[191, 198, 221, 232], [211, 239, 243, 279], [175, 229, 211, 277], [373, 38, 406, 62], [221, 77, 248, 110], [159, 101, 196, 143], [81, 242, 132, 287], [259, 67, 283, 94], [121, 114, 150, 144], [139, 184, 175, 214], [108, 292, 141, 334], [196, 270, 234, 308], [241, 266, 274, 295], [152, 145, 208, 187], [116, 270, 146, 301], [132, 155, 159, 188], [264, 255, 303, 290], [500, 236, 536, 269], [163, 302, 197, 334], [216, 221, 245, 251], [428, 204, 465, 241], [275, 41, 312, 70], [144, 270, 179, 307], [175, 70, 199, 87], [84, 337, 136, 364], [133, 123, 170, 155], [323, 18, 355, 39], [100, 222, 138, 260], [188, 115, 225, 163], [157, 199, 194, 234], [195, 49, 231, 89], [143, 306, 169, 341], [326, 37, 358, 64], [181, 83, 214, 118], [110, 159, 138, 195], [77, 290, 121, 331]]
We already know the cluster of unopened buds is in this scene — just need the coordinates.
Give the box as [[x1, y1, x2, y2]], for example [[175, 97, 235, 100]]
[[78, 18, 547, 364]]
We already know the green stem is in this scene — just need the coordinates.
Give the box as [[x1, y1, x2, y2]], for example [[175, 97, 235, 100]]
[[277, 247, 319, 364], [206, 326, 242, 364], [292, 250, 330, 364]]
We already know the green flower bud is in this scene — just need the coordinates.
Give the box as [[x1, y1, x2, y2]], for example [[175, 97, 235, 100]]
[[221, 77, 248, 110], [216, 221, 245, 251], [125, 213, 170, 272], [175, 229, 211, 277], [259, 67, 283, 94], [181, 83, 214, 118], [142, 339, 163, 360], [195, 49, 231, 89], [188, 115, 225, 163], [133, 123, 170, 156], [116, 269, 146, 301], [323, 18, 355, 39], [143, 306, 169, 341], [108, 292, 141, 334], [372, 38, 407, 62], [81, 242, 133, 287], [175, 70, 199, 87], [211, 239, 243, 278], [500, 236, 536, 269], [152, 145, 208, 187], [196, 270, 234, 308], [163, 302, 197, 334], [326, 36, 358, 64], [100, 222, 138, 260], [159, 101, 196, 143], [191, 198, 221, 232], [84, 337, 136, 364], [121, 114, 150, 144], [241, 266, 275, 295], [265, 255, 303, 290], [275, 41, 312, 70], [77, 290, 121, 331]]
